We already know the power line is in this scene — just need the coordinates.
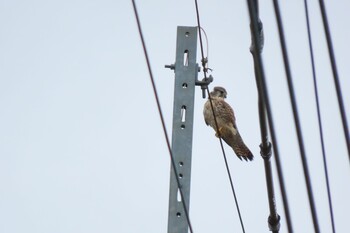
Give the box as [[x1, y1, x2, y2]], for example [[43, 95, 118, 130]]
[[131, 1, 194, 232], [304, 0, 336, 231], [272, 0, 320, 232], [248, 0, 281, 232], [318, 0, 350, 163], [194, 1, 246, 232], [246, 0, 293, 232]]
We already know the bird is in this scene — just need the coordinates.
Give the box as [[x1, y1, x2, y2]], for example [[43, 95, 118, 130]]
[[203, 86, 253, 161]]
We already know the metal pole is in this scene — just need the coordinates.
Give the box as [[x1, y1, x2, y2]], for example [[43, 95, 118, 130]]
[[166, 26, 198, 233]]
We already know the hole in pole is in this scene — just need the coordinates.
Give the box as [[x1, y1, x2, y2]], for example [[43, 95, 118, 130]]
[[180, 124, 185, 129], [179, 173, 183, 179], [176, 212, 181, 217], [181, 105, 186, 122], [177, 189, 182, 202], [182, 83, 188, 88], [179, 161, 184, 167], [185, 32, 190, 37], [183, 50, 189, 67]]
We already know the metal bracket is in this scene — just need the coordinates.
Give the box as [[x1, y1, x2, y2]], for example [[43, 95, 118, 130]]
[[166, 54, 213, 100], [165, 64, 213, 99], [195, 75, 213, 99]]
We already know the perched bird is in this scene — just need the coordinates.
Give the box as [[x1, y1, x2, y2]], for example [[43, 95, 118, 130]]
[[203, 86, 253, 161]]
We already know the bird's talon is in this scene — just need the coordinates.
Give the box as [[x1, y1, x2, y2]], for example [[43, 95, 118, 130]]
[[215, 127, 223, 137]]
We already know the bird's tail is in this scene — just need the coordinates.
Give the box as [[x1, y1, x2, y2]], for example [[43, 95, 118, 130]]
[[222, 131, 254, 161]]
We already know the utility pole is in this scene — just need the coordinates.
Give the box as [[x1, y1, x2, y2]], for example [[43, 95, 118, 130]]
[[166, 26, 198, 233]]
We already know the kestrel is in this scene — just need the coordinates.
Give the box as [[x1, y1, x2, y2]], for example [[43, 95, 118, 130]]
[[203, 86, 253, 161]]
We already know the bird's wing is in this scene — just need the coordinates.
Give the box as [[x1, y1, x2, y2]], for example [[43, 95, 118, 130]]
[[203, 100, 211, 126], [218, 99, 237, 129]]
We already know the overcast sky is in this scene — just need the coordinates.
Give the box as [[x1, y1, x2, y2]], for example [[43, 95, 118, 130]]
[[0, 0, 349, 232]]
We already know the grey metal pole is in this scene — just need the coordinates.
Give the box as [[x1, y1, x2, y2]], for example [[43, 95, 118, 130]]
[[166, 26, 198, 233]]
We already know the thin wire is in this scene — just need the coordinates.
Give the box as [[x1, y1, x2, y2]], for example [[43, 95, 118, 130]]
[[247, 0, 293, 232], [205, 85, 246, 233], [272, 0, 320, 232], [131, 1, 194, 232], [194, 1, 246, 232], [318, 0, 350, 163], [304, 0, 336, 232]]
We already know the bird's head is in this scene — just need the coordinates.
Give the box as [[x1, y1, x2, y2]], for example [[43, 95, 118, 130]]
[[210, 86, 227, 98]]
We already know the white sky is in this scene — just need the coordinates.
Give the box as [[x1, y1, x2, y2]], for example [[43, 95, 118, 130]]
[[0, 0, 349, 232]]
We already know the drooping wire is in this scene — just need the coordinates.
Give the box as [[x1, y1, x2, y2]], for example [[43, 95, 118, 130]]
[[272, 0, 320, 232], [199, 27, 210, 70], [194, 1, 246, 232], [304, 1, 336, 232], [131, 1, 194, 232], [247, 0, 293, 232], [318, 0, 350, 162], [194, 0, 207, 72]]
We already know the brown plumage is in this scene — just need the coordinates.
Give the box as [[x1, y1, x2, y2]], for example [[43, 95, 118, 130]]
[[203, 86, 253, 161]]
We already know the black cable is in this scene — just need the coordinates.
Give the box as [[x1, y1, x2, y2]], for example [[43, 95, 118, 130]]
[[272, 0, 320, 232], [247, 0, 293, 232], [194, 1, 246, 232], [318, 0, 350, 163], [131, 1, 194, 232], [249, 1, 280, 232], [304, 0, 336, 232]]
